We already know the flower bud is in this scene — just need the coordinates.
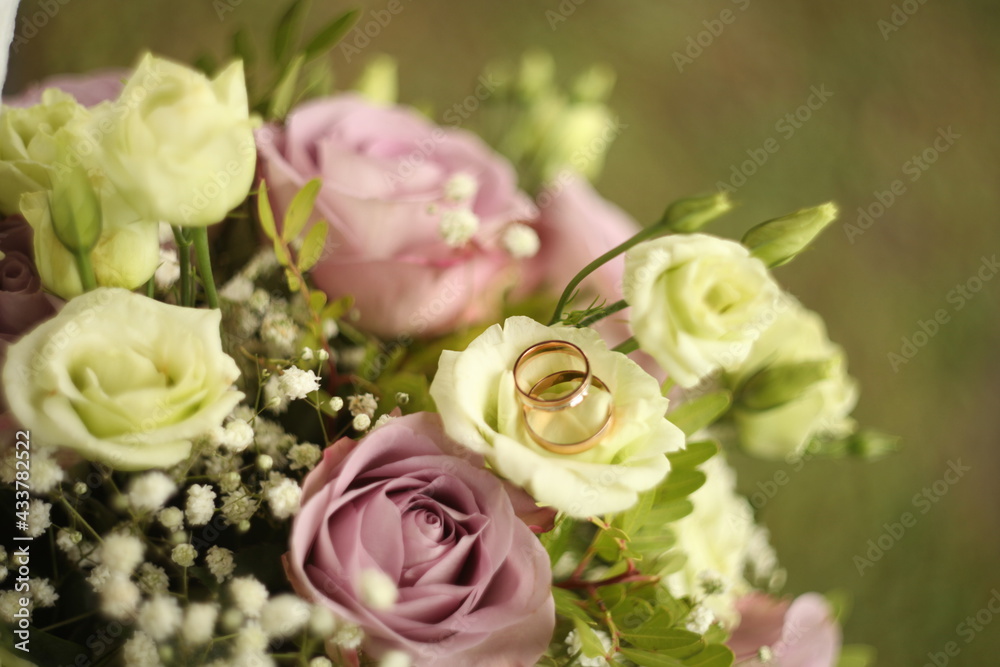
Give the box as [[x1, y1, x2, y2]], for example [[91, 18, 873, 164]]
[[662, 192, 733, 233], [355, 55, 398, 105], [49, 158, 102, 254], [742, 202, 838, 268], [738, 358, 841, 411]]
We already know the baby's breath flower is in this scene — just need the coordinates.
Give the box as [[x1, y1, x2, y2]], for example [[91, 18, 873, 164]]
[[288, 443, 322, 470], [261, 311, 300, 355], [100, 574, 141, 619], [310, 658, 334, 667], [230, 576, 268, 617], [260, 594, 311, 639], [686, 605, 716, 634], [348, 393, 378, 418], [352, 413, 372, 432], [206, 546, 236, 583], [373, 414, 395, 429], [185, 484, 217, 526], [300, 347, 314, 361], [171, 544, 197, 568], [502, 222, 541, 259], [265, 475, 302, 519], [360, 569, 398, 610], [99, 533, 144, 575], [219, 419, 254, 452], [28, 447, 63, 494], [158, 507, 184, 531], [181, 602, 219, 646], [257, 454, 274, 472], [219, 470, 242, 494], [263, 374, 289, 414], [309, 605, 337, 638], [333, 622, 363, 650], [444, 172, 478, 202], [123, 631, 161, 667], [128, 472, 178, 512], [155, 248, 180, 289], [328, 396, 344, 412], [221, 489, 259, 525], [439, 208, 479, 247], [394, 392, 410, 405], [87, 564, 112, 592], [379, 651, 412, 667], [220, 276, 255, 302], [278, 367, 321, 400], [137, 563, 169, 595], [26, 499, 51, 537], [30, 578, 58, 607], [138, 595, 182, 641], [56, 529, 83, 557]]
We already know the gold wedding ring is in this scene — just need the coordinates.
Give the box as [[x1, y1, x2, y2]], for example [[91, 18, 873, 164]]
[[513, 340, 591, 411], [513, 340, 614, 455]]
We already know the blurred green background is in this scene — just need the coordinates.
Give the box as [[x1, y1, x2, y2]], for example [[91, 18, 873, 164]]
[[9, 0, 999, 663]]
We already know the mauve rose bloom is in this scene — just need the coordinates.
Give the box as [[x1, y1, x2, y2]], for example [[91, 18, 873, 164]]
[[0, 215, 58, 342], [727, 593, 842, 667], [286, 412, 554, 667], [527, 173, 639, 302], [256, 94, 536, 339], [4, 69, 127, 107]]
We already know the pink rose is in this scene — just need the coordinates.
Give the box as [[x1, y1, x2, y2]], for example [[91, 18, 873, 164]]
[[0, 216, 59, 343], [286, 412, 554, 666], [256, 94, 535, 339], [727, 593, 842, 667], [4, 69, 127, 107]]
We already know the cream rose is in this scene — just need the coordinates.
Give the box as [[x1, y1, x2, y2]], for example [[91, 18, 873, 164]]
[[727, 299, 858, 459], [94, 54, 255, 226], [430, 316, 684, 518], [2, 288, 243, 469], [623, 234, 782, 387]]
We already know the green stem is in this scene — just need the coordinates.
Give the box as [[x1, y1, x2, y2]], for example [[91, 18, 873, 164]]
[[145, 276, 155, 298], [73, 249, 97, 292], [172, 226, 193, 307], [576, 299, 629, 328], [612, 337, 639, 355], [548, 219, 672, 325], [191, 226, 219, 309]]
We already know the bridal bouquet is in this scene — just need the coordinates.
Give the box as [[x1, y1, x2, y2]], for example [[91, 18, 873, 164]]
[[0, 4, 893, 666]]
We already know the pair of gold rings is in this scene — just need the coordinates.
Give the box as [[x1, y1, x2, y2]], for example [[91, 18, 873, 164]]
[[513, 340, 614, 455]]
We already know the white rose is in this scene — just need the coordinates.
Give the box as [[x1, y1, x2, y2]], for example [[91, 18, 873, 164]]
[[727, 299, 858, 459], [623, 234, 782, 388], [666, 455, 777, 626], [430, 316, 684, 518], [0, 89, 89, 214], [95, 54, 255, 226], [2, 288, 244, 469]]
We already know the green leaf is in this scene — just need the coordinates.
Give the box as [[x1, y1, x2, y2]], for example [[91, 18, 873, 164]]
[[612, 596, 657, 633], [593, 525, 629, 562], [628, 621, 702, 654], [540, 515, 574, 564], [321, 295, 354, 322], [615, 486, 655, 536], [647, 499, 694, 524], [304, 9, 360, 60], [620, 648, 686, 667], [270, 53, 305, 119], [836, 645, 877, 667], [666, 440, 719, 469], [257, 181, 277, 241], [553, 588, 591, 624], [308, 290, 328, 312], [572, 617, 607, 659], [273, 0, 311, 63], [283, 178, 322, 242], [657, 469, 707, 503], [667, 392, 732, 436], [653, 549, 688, 577], [297, 220, 328, 272], [684, 644, 735, 667]]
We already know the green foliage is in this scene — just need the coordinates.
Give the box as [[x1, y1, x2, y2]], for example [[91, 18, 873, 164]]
[[667, 393, 732, 436]]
